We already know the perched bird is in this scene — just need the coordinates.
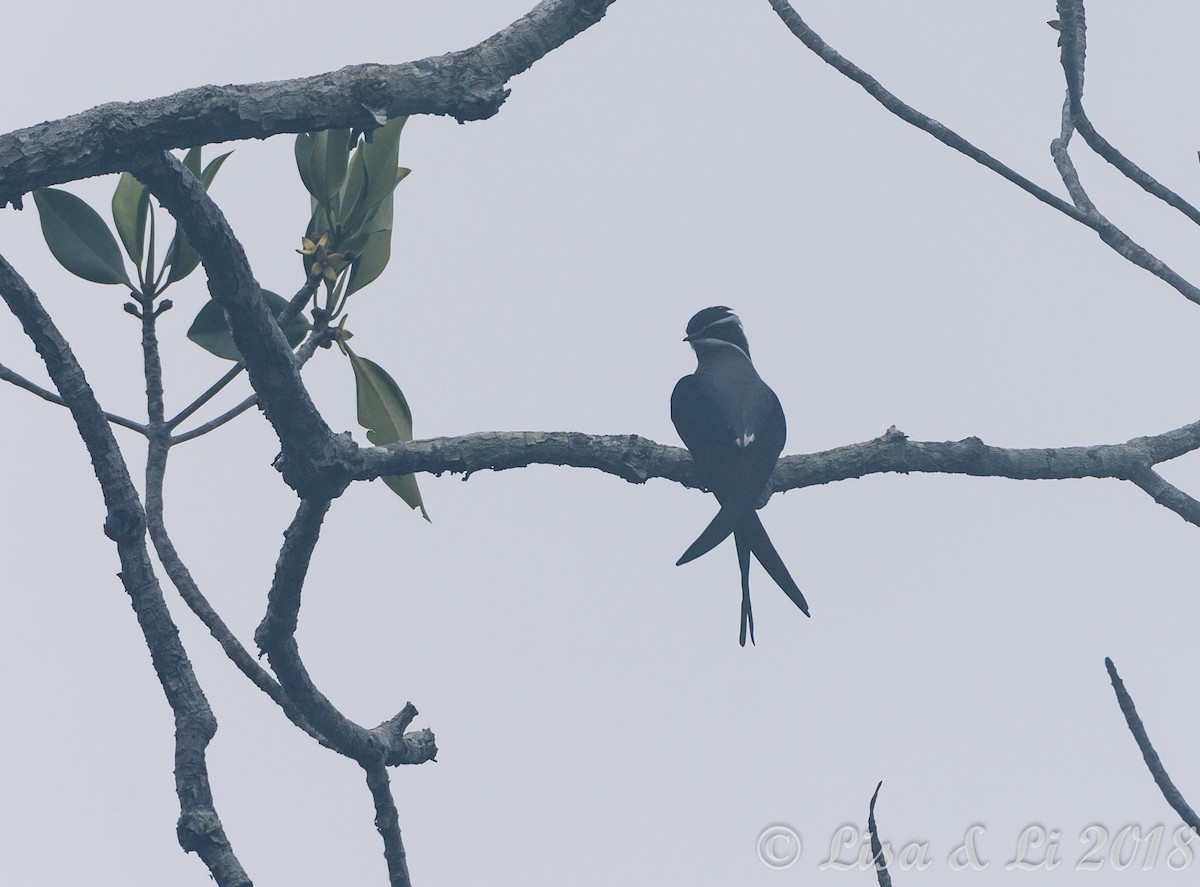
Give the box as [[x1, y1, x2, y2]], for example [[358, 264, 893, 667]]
[[670, 306, 810, 645]]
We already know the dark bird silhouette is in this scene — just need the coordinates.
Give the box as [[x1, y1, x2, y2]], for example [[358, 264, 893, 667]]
[[670, 306, 810, 645]]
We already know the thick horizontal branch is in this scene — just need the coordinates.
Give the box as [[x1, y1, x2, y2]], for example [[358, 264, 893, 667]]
[[347, 422, 1200, 524], [0, 0, 614, 205]]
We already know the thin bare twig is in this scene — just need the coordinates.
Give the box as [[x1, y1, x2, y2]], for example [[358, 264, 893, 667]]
[[1057, 0, 1200, 228], [171, 312, 332, 445], [1104, 658, 1200, 832], [868, 781, 892, 887], [167, 275, 321, 432], [1049, 4, 1200, 304], [0, 360, 146, 433], [765, 0, 1200, 305]]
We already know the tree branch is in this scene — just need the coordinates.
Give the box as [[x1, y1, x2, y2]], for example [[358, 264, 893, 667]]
[[134, 151, 353, 497], [1057, 0, 1200, 228], [1049, 6, 1200, 304], [347, 422, 1200, 525], [0, 0, 616, 206], [166, 276, 321, 432], [0, 253, 251, 887], [0, 360, 147, 433], [253, 498, 433, 884], [765, 0, 1200, 305], [1104, 658, 1200, 832], [868, 781, 892, 887], [363, 760, 413, 887]]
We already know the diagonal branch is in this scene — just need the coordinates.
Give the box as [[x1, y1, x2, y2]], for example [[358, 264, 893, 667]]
[[1104, 658, 1200, 832], [134, 151, 352, 497], [253, 498, 433, 887], [765, 0, 1200, 305], [1057, 0, 1200, 228], [0, 252, 251, 887], [1049, 6, 1200, 304], [0, 0, 616, 206], [0, 360, 147, 433], [867, 781, 893, 887], [346, 421, 1200, 526]]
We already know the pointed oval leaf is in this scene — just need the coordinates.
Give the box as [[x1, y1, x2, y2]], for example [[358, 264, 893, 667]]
[[345, 229, 391, 297], [182, 146, 202, 179], [340, 148, 368, 225], [186, 290, 311, 360], [33, 188, 132, 286], [200, 151, 233, 189], [164, 229, 200, 285], [360, 117, 408, 213], [309, 128, 352, 206], [295, 133, 318, 198], [346, 347, 428, 519], [111, 173, 149, 265]]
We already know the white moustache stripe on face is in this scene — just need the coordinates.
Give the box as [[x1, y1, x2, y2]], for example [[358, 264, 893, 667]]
[[701, 313, 742, 333]]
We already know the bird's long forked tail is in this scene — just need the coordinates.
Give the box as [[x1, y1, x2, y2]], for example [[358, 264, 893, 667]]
[[735, 529, 755, 646], [676, 501, 741, 566], [739, 511, 810, 617]]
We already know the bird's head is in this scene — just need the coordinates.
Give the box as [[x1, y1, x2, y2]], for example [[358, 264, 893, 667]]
[[683, 306, 751, 360]]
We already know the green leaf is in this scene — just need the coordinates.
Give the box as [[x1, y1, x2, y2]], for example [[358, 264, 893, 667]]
[[339, 148, 368, 225], [200, 151, 233, 189], [33, 188, 132, 287], [295, 133, 317, 198], [309, 129, 352, 207], [111, 173, 149, 266], [360, 118, 407, 213], [345, 347, 428, 520], [182, 146, 203, 179], [346, 229, 391, 297], [344, 176, 397, 297], [186, 290, 311, 361]]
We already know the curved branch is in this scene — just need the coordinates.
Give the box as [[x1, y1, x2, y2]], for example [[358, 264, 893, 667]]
[[765, 0, 1085, 221], [0, 0, 615, 205], [347, 421, 1200, 525], [765, 0, 1200, 305], [134, 152, 352, 497], [1057, 1, 1200, 228], [0, 253, 250, 887], [868, 781, 892, 887], [1104, 658, 1200, 832], [0, 360, 147, 433]]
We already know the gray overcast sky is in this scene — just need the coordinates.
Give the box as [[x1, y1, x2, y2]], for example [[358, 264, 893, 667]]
[[4, 2, 1200, 884]]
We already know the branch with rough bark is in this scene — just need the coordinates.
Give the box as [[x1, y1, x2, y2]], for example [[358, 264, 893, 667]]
[[0, 254, 251, 887], [1105, 658, 1200, 832], [0, 0, 615, 206], [344, 423, 1200, 528]]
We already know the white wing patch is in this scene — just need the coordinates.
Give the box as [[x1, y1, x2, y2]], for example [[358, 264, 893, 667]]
[[736, 432, 755, 448]]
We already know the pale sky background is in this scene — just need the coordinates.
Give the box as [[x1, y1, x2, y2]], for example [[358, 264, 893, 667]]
[[4, 2, 1200, 885]]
